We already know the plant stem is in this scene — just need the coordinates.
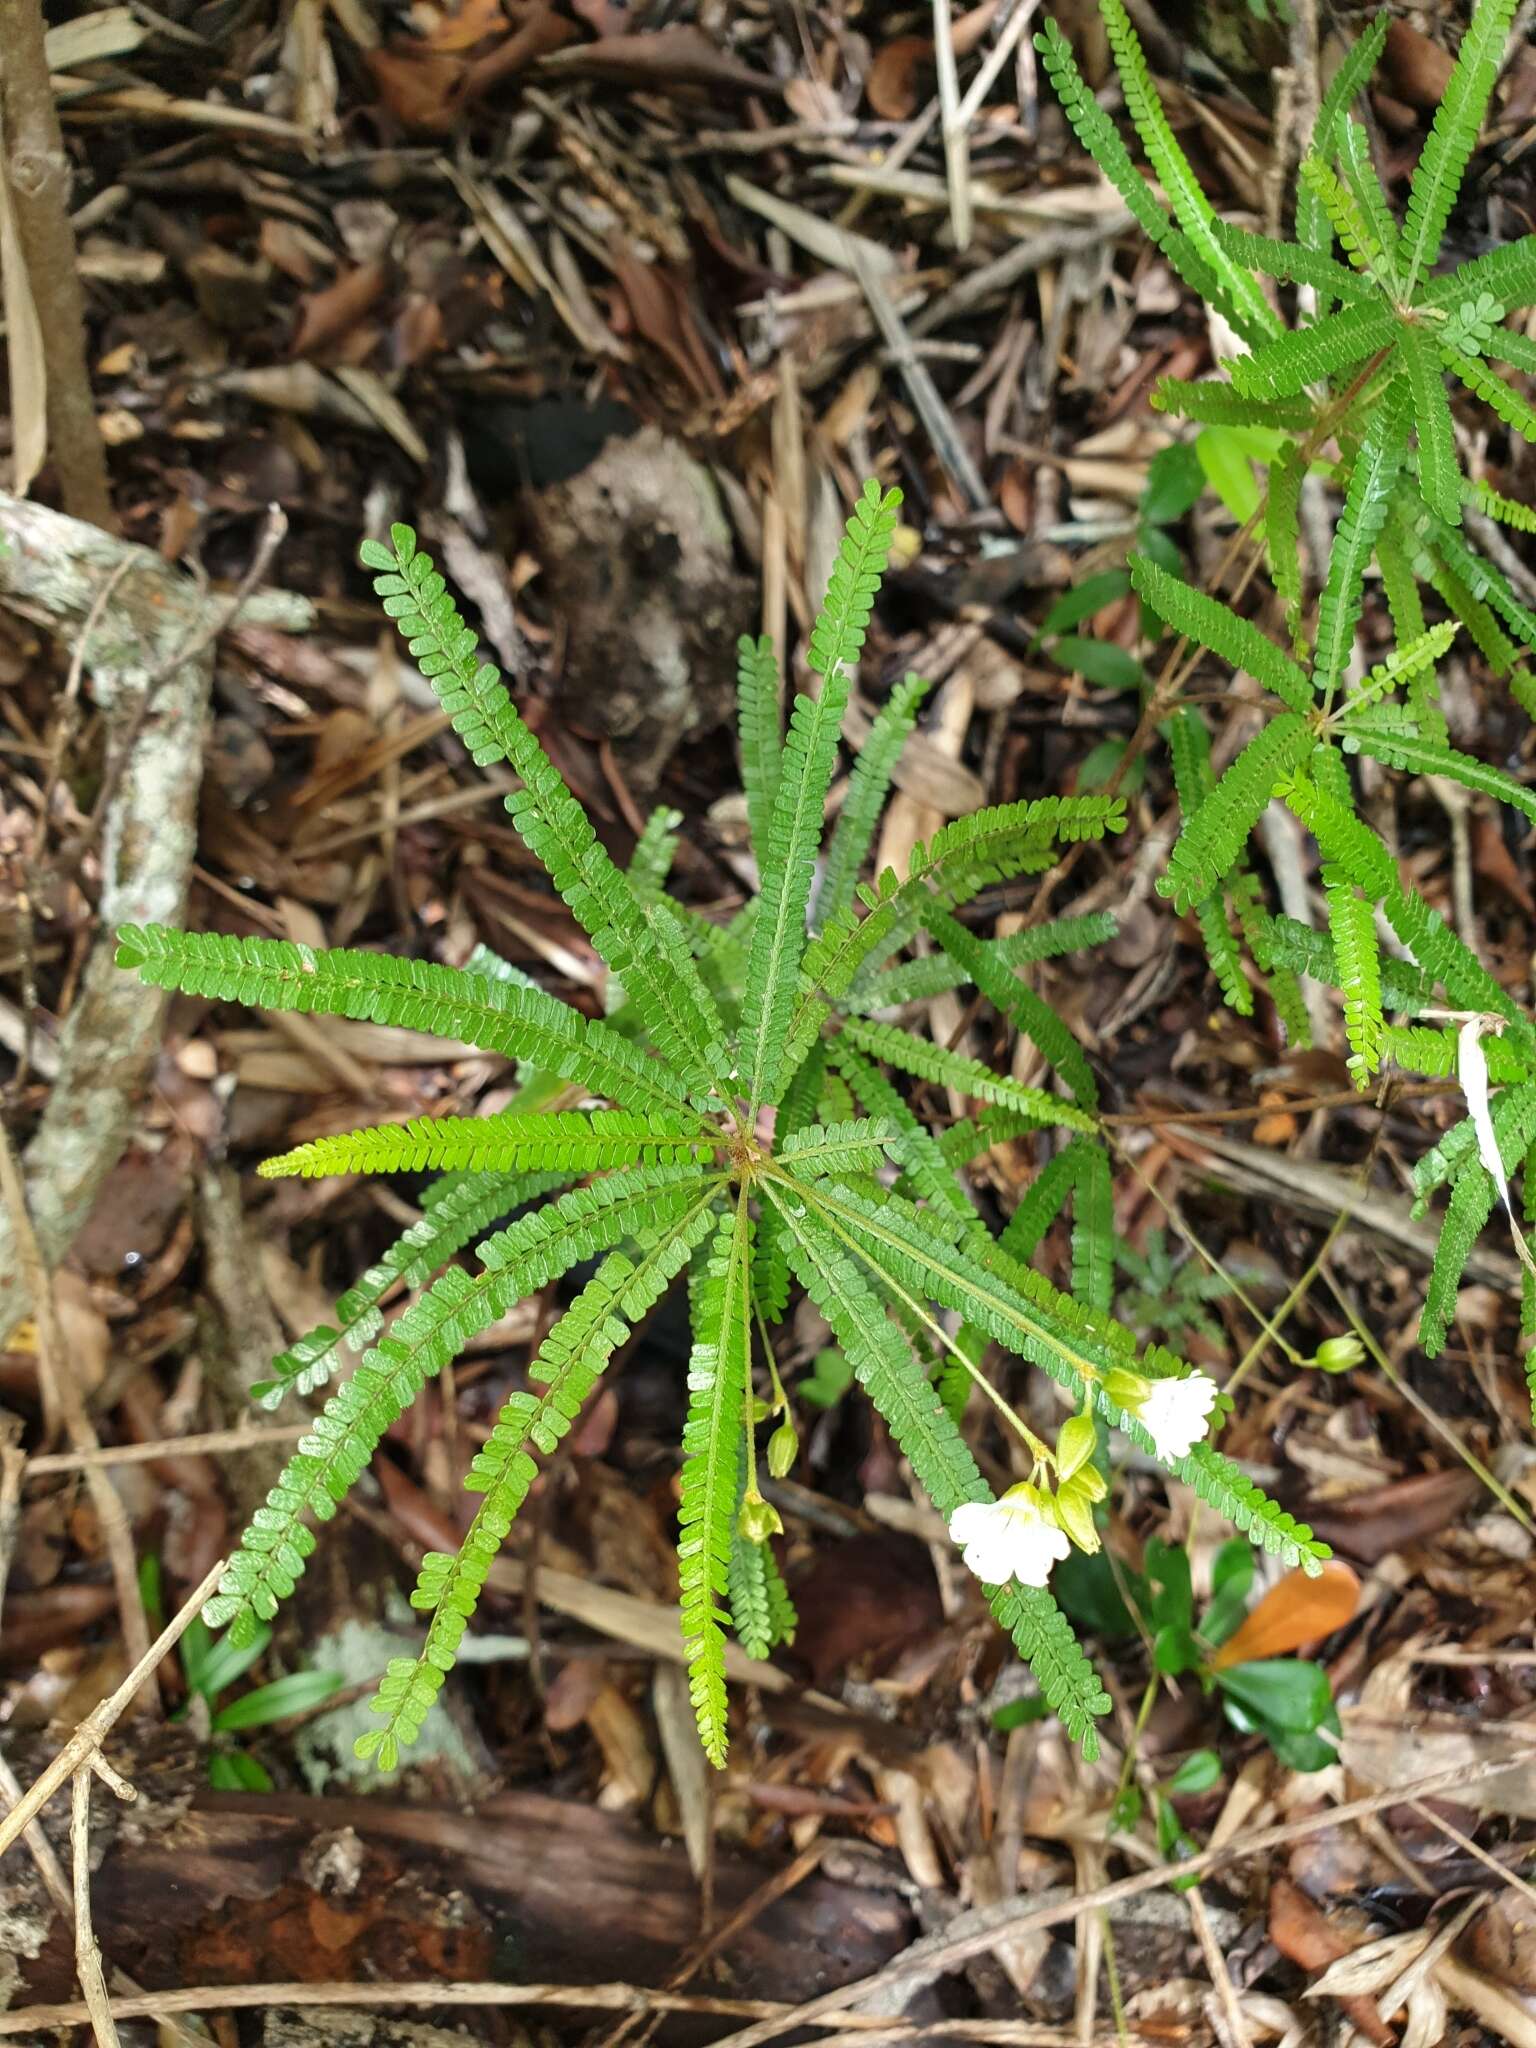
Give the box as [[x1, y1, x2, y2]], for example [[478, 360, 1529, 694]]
[[0, 0, 116, 529]]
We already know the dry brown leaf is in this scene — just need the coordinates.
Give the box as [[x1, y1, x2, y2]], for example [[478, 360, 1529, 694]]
[[1268, 1875, 1394, 2046], [867, 34, 929, 118], [419, 0, 506, 50], [1305, 1468, 1481, 1563], [291, 259, 390, 358], [609, 245, 723, 404], [1466, 1894, 1536, 1994], [1382, 18, 1454, 108], [537, 23, 773, 95], [366, 43, 466, 129]]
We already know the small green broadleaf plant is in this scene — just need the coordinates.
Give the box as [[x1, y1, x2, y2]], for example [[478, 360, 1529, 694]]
[[1041, 0, 1536, 1386], [117, 483, 1326, 1769]]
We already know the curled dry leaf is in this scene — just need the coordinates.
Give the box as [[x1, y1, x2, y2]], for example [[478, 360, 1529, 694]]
[[1209, 1558, 1360, 1669]]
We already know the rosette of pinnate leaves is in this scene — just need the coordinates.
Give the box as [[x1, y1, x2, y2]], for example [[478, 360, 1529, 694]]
[[1041, 0, 1536, 1389], [117, 482, 1326, 1771]]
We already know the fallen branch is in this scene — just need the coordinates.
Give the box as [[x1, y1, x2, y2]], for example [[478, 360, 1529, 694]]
[[0, 492, 310, 1345]]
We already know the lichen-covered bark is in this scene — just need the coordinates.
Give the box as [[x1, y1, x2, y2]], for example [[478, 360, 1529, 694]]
[[0, 493, 311, 1341]]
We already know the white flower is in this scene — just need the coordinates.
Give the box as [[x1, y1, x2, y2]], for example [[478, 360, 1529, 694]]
[[949, 1486, 1069, 1589], [1134, 1373, 1219, 1461]]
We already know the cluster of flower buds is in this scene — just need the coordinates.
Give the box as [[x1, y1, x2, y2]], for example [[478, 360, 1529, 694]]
[[947, 1369, 1221, 1590]]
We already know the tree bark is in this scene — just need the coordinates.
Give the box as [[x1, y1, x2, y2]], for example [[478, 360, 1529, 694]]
[[0, 0, 116, 530]]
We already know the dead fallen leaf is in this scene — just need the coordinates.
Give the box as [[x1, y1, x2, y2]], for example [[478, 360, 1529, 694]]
[[419, 0, 505, 51], [366, 44, 466, 129], [1466, 1893, 1536, 1994], [1305, 1468, 1481, 1563], [535, 23, 773, 95], [867, 35, 930, 119], [460, 3, 576, 104], [1383, 18, 1454, 108], [291, 259, 390, 358], [1210, 1559, 1360, 1669], [1268, 1875, 1394, 2046]]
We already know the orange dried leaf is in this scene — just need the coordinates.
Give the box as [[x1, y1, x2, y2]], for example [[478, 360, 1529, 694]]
[[1210, 1558, 1359, 1670]]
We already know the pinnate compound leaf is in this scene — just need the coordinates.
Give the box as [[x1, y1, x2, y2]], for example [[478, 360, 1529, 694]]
[[737, 633, 782, 861], [260, 1109, 711, 1181], [1034, 18, 1223, 312], [116, 924, 693, 1118], [1400, 0, 1519, 291], [1158, 715, 1316, 913], [254, 1168, 570, 1408], [818, 672, 932, 926], [1298, 11, 1389, 254], [840, 1016, 1099, 1131], [1322, 867, 1384, 1086], [680, 1197, 754, 1765], [361, 1195, 718, 1762], [205, 1166, 719, 1649], [364, 529, 730, 1102], [765, 1180, 1110, 1754], [1128, 555, 1311, 713], [1228, 302, 1401, 402], [807, 479, 903, 683], [1098, 0, 1278, 340], [1398, 323, 1461, 525], [1313, 381, 1411, 695]]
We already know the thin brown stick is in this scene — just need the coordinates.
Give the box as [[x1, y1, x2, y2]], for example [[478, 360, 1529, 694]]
[[0, 1115, 152, 1696], [70, 1771, 120, 2047], [24, 1419, 309, 1476], [701, 1747, 1536, 2048], [0, 1554, 225, 1862], [0, 1749, 71, 1919], [0, 0, 115, 528], [0, 1980, 796, 2035]]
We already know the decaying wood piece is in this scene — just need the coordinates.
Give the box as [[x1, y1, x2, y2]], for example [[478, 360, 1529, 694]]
[[3, 1738, 912, 2015], [0, 492, 310, 1344]]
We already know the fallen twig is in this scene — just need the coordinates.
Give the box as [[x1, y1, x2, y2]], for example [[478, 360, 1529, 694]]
[[0, 492, 309, 1347], [0, 1553, 225, 1862]]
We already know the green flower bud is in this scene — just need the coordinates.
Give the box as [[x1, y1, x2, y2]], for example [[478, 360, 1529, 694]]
[[738, 1491, 783, 1543], [1056, 1409, 1098, 1481], [1073, 1460, 1109, 1505], [767, 1417, 798, 1480], [1311, 1334, 1366, 1373], [1102, 1366, 1151, 1411], [1054, 1475, 1101, 1554]]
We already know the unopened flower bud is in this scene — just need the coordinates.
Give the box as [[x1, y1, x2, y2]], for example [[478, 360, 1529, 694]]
[[1311, 1334, 1366, 1373], [1054, 1476, 1101, 1554], [767, 1417, 798, 1480], [1056, 1410, 1097, 1481]]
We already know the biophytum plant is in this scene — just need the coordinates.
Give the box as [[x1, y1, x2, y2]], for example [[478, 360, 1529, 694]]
[[118, 483, 1326, 1770], [1038, 0, 1536, 1376]]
